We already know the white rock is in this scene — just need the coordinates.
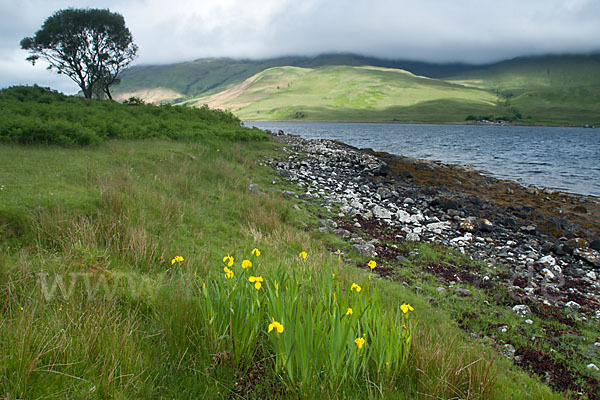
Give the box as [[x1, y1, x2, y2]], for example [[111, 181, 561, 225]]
[[587, 363, 599, 372], [524, 319, 533, 325], [565, 301, 581, 310], [397, 210, 412, 224], [586, 271, 597, 280], [512, 304, 532, 318], [426, 222, 452, 231], [537, 255, 556, 267], [406, 233, 420, 241], [541, 268, 555, 280], [372, 205, 392, 219]]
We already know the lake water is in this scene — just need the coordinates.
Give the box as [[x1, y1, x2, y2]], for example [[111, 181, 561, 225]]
[[245, 121, 600, 197]]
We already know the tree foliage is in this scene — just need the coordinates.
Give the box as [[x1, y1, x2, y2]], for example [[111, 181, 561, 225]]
[[21, 8, 138, 99]]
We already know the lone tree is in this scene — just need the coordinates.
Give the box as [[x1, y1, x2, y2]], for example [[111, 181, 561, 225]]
[[21, 8, 138, 99]]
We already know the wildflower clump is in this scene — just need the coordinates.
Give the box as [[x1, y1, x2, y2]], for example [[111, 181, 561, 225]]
[[196, 248, 417, 397]]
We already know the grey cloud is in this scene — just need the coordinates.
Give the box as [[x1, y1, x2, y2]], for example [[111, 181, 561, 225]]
[[1, 0, 599, 92]]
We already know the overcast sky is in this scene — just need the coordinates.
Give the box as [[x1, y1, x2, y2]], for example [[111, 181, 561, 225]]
[[1, 0, 599, 93]]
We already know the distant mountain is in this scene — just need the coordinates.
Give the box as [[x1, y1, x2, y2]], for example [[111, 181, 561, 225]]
[[112, 53, 600, 125]]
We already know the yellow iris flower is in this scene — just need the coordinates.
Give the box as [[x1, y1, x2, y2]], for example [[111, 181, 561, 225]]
[[354, 337, 365, 349], [171, 256, 184, 265], [222, 254, 234, 267], [242, 259, 252, 269], [346, 307, 353, 316], [223, 267, 234, 279], [350, 283, 361, 293], [248, 276, 264, 290], [268, 317, 284, 334], [251, 248, 261, 257], [299, 251, 308, 260], [368, 260, 377, 270], [400, 303, 414, 314]]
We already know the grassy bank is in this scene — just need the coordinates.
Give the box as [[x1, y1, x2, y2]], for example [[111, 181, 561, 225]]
[[0, 91, 565, 398]]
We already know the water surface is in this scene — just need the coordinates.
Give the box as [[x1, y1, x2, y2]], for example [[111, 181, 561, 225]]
[[246, 121, 600, 197]]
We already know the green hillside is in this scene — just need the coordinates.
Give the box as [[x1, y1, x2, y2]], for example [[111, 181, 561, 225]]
[[112, 54, 480, 103], [447, 54, 600, 94], [191, 65, 505, 122], [113, 53, 600, 125]]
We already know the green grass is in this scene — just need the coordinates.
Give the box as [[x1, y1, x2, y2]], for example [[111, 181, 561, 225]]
[[192, 65, 505, 123], [0, 95, 571, 398]]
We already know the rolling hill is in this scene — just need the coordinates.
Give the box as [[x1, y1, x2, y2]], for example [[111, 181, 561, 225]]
[[112, 53, 600, 125], [189, 65, 504, 122]]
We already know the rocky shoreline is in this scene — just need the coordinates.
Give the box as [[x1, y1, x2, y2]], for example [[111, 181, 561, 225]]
[[261, 129, 600, 396], [264, 130, 600, 315]]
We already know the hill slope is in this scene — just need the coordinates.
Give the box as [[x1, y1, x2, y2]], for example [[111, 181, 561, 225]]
[[191, 65, 505, 122], [113, 53, 600, 125], [112, 53, 483, 103]]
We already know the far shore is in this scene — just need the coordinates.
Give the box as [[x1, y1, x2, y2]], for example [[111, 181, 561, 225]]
[[244, 119, 599, 129]]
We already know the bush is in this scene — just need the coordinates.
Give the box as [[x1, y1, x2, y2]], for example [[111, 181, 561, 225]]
[[0, 85, 266, 146]]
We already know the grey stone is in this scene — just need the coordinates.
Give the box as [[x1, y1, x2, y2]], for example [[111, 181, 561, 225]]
[[376, 186, 392, 199], [372, 205, 392, 219], [406, 233, 420, 241], [456, 287, 473, 297], [512, 304, 532, 318], [335, 228, 351, 239], [248, 184, 263, 195], [403, 197, 415, 205], [282, 190, 297, 198], [353, 243, 377, 257], [502, 344, 516, 359], [586, 271, 597, 280], [537, 255, 556, 267], [565, 301, 581, 310], [573, 248, 600, 267]]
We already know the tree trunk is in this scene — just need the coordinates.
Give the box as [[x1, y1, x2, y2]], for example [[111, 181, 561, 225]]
[[104, 86, 113, 100], [82, 86, 93, 99]]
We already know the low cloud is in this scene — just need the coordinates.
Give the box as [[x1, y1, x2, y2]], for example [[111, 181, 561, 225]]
[[2, 0, 599, 92]]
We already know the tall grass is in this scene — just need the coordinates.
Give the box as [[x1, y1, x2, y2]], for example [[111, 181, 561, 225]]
[[0, 129, 564, 398]]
